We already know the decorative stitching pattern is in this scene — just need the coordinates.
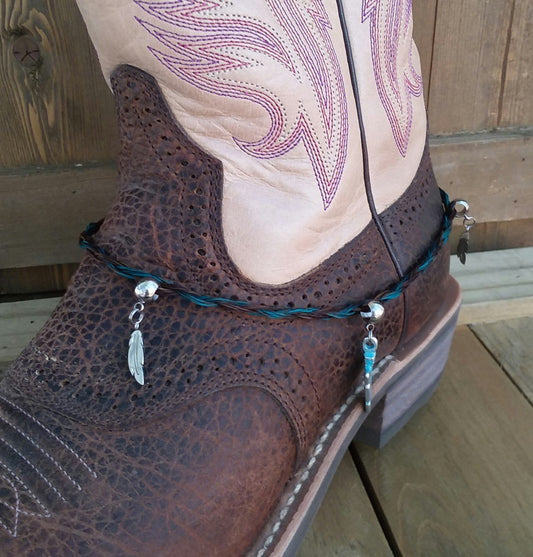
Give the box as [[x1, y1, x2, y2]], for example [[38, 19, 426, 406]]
[[0, 462, 54, 539], [0, 462, 51, 519], [0, 394, 99, 537], [0, 456, 50, 517], [0, 395, 96, 479], [0, 474, 19, 537], [362, 0, 422, 156], [0, 434, 67, 504], [134, 0, 348, 208], [0, 414, 82, 492], [256, 354, 394, 557]]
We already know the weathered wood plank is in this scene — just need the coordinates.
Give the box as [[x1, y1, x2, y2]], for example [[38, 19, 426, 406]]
[[450, 246, 533, 324], [428, 0, 514, 134], [451, 247, 533, 304], [297, 452, 393, 557], [449, 218, 533, 256], [354, 327, 533, 556], [0, 163, 117, 268], [471, 317, 533, 404], [430, 130, 533, 225], [457, 297, 533, 327], [0, 0, 118, 166], [0, 263, 78, 297], [0, 297, 60, 371], [499, 0, 533, 127]]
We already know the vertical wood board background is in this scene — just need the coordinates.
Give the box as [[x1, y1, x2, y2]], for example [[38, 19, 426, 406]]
[[0, 0, 117, 167]]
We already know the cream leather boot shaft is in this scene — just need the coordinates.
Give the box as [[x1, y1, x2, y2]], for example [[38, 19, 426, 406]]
[[76, 0, 426, 284]]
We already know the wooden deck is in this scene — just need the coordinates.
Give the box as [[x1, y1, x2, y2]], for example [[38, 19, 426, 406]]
[[1, 248, 533, 556]]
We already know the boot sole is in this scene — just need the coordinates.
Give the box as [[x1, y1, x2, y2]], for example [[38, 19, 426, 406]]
[[251, 276, 461, 557]]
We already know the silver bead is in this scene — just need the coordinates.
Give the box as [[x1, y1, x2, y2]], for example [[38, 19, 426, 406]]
[[452, 199, 470, 216], [135, 279, 159, 302], [360, 301, 384, 323]]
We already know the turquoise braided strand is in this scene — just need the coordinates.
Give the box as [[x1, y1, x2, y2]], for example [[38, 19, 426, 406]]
[[80, 189, 456, 320]]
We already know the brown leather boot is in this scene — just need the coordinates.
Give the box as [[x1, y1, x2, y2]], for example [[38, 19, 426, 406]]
[[0, 2, 461, 555]]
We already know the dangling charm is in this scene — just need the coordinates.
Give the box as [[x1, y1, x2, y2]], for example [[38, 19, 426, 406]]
[[452, 199, 476, 265], [127, 280, 159, 385], [128, 328, 144, 385], [361, 301, 384, 412]]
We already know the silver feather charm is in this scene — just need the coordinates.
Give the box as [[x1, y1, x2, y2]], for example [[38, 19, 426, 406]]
[[128, 329, 145, 385], [127, 280, 159, 385]]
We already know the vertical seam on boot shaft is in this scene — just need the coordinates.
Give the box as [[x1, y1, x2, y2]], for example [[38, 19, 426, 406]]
[[335, 0, 420, 362], [334, 0, 404, 279]]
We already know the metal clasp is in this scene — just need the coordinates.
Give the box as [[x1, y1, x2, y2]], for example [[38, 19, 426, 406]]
[[451, 199, 477, 264]]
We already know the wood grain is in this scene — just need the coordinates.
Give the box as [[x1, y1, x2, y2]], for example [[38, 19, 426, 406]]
[[450, 246, 533, 305], [430, 130, 533, 224], [0, 163, 117, 268], [448, 219, 533, 256], [297, 452, 393, 557], [0, 263, 78, 297], [0, 0, 118, 166], [428, 0, 515, 134], [0, 296, 60, 371], [354, 327, 533, 556], [471, 317, 533, 404], [450, 246, 533, 325], [457, 297, 533, 327], [498, 0, 533, 127]]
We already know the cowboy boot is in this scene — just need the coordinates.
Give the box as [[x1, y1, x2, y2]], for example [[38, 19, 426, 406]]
[[0, 1, 462, 555]]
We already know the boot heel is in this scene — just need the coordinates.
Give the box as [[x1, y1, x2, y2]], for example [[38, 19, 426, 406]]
[[356, 308, 458, 448]]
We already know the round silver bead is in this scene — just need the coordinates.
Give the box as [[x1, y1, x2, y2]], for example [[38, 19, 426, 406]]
[[452, 199, 470, 216], [135, 279, 159, 302], [360, 301, 385, 323]]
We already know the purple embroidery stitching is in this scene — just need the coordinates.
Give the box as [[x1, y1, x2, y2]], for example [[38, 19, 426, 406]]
[[362, 0, 422, 157], [134, 0, 348, 209]]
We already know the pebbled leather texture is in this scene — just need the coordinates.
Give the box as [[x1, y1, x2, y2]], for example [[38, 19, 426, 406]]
[[379, 145, 445, 274], [0, 66, 450, 556]]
